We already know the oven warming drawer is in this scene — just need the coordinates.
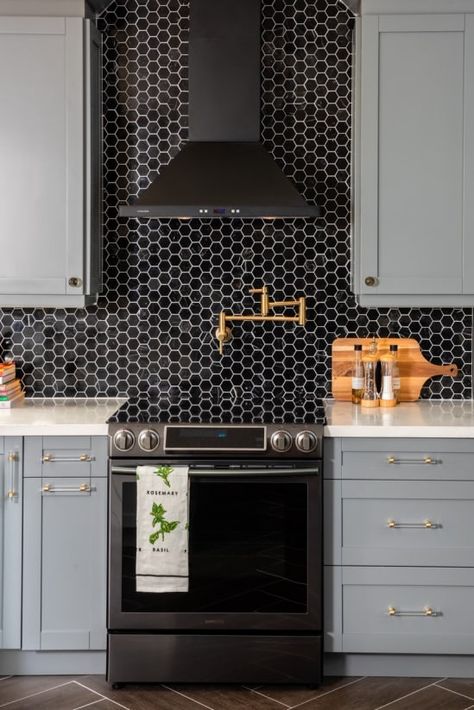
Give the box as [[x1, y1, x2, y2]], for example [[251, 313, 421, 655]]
[[108, 633, 322, 684]]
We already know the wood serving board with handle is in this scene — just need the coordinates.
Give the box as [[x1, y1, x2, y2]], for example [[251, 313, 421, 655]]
[[332, 338, 459, 401]]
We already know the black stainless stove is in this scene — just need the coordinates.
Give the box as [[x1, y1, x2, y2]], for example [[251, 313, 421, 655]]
[[107, 397, 324, 686]]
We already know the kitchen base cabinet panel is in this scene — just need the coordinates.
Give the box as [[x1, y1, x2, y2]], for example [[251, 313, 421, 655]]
[[325, 437, 474, 661], [22, 476, 107, 651], [341, 480, 474, 566], [341, 567, 474, 654], [0, 438, 22, 650]]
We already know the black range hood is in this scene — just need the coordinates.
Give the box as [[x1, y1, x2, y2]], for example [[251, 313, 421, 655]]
[[120, 0, 320, 220]]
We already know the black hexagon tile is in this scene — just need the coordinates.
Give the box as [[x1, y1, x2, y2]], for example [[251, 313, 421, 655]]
[[0, 0, 469, 413]]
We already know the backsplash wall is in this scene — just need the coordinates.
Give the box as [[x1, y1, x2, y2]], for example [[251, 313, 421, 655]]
[[0, 0, 470, 412]]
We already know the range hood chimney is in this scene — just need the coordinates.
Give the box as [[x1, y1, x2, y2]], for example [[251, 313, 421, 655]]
[[120, 0, 320, 219]]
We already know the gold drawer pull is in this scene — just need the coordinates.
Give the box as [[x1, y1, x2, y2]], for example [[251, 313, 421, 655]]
[[42, 483, 92, 494], [387, 456, 437, 465], [388, 606, 438, 617], [387, 519, 439, 529], [7, 451, 19, 501], [42, 454, 94, 463]]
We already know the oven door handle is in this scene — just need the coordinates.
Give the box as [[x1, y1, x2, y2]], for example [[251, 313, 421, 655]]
[[110, 466, 320, 477]]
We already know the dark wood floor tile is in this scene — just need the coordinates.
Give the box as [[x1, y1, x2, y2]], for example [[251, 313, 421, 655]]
[[76, 702, 124, 710], [380, 685, 471, 710], [3, 683, 97, 710], [438, 680, 474, 701], [169, 684, 283, 709], [286, 677, 435, 710], [78, 676, 209, 710], [0, 676, 78, 706], [253, 676, 363, 705]]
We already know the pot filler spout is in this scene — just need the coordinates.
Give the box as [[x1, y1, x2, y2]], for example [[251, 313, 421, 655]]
[[119, 0, 320, 220]]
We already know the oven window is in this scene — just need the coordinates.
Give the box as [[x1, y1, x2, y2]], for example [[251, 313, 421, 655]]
[[121, 478, 308, 613]]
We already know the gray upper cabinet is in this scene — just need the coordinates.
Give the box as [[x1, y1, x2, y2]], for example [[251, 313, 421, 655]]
[[353, 1, 474, 306], [0, 438, 22, 650], [0, 16, 102, 307]]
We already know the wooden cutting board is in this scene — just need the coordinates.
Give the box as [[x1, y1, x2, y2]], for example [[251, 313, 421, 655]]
[[332, 338, 458, 401]]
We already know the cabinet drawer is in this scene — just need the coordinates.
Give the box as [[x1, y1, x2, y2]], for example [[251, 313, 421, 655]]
[[342, 567, 474, 654], [341, 480, 474, 566], [24, 436, 107, 477], [341, 450, 474, 480]]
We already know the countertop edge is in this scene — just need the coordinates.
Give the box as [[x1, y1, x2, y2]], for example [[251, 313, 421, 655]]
[[323, 424, 474, 438], [0, 424, 110, 437]]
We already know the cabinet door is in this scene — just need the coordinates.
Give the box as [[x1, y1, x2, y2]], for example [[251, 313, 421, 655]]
[[22, 476, 107, 650], [359, 14, 474, 298], [0, 17, 84, 297], [0, 438, 22, 649]]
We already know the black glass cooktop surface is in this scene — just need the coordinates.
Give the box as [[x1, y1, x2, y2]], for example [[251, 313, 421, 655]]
[[108, 395, 326, 425]]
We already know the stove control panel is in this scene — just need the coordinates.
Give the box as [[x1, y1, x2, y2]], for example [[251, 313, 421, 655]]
[[110, 423, 323, 459]]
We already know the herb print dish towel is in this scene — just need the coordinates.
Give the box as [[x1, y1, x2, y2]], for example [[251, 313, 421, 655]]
[[136, 465, 189, 593]]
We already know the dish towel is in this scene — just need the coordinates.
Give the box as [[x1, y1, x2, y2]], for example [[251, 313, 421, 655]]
[[136, 464, 189, 593]]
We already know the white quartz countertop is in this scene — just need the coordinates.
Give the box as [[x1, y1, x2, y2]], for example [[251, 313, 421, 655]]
[[324, 399, 474, 437], [0, 398, 126, 436]]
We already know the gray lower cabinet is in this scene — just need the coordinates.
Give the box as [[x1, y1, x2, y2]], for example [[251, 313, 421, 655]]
[[0, 438, 22, 649], [324, 437, 474, 654], [0, 15, 102, 307], [353, 1, 474, 306], [22, 436, 107, 651]]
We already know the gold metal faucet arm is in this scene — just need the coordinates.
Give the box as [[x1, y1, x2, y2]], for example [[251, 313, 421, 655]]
[[249, 286, 269, 316]]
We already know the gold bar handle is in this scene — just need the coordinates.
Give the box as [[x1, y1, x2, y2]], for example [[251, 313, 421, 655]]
[[387, 519, 439, 529], [42, 454, 94, 463], [387, 456, 437, 465], [7, 451, 18, 501], [388, 606, 438, 617], [42, 483, 92, 494]]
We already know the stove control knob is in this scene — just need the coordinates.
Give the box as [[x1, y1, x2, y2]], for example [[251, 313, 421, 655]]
[[295, 430, 318, 454], [270, 430, 293, 453], [114, 429, 135, 452], [138, 429, 160, 452]]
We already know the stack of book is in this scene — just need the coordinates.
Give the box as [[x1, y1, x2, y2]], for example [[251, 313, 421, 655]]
[[0, 362, 25, 408]]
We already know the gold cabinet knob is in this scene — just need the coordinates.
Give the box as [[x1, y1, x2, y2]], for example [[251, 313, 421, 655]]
[[387, 456, 396, 464], [388, 606, 397, 616], [365, 276, 379, 287]]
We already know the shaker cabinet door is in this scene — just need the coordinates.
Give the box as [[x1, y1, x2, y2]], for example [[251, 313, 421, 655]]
[[22, 476, 107, 651], [356, 13, 474, 305], [0, 437, 23, 650], [0, 17, 84, 298], [0, 17, 102, 307]]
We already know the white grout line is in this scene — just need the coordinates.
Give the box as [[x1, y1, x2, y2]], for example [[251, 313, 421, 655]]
[[72, 699, 106, 710], [373, 677, 447, 710], [161, 684, 218, 710], [288, 676, 367, 709], [72, 681, 131, 710], [0, 680, 74, 708], [244, 686, 291, 708], [0, 678, 11, 682], [433, 683, 474, 703]]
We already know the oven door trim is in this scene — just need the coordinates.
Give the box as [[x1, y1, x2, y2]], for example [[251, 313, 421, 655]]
[[108, 458, 322, 632]]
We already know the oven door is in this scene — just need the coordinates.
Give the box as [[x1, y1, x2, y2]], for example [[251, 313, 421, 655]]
[[109, 460, 321, 631]]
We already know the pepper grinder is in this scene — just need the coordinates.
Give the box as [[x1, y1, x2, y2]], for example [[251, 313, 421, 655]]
[[361, 352, 379, 408]]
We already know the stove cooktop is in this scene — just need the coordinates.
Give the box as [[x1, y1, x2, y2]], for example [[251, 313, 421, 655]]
[[108, 396, 326, 425]]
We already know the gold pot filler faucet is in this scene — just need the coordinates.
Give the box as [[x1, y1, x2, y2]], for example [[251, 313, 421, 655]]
[[215, 285, 307, 355]]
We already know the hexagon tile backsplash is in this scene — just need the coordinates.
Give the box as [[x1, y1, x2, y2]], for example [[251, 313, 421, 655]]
[[0, 0, 470, 412]]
